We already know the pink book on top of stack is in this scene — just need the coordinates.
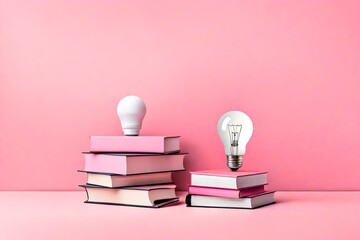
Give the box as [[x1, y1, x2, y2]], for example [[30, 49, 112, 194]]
[[89, 136, 180, 153]]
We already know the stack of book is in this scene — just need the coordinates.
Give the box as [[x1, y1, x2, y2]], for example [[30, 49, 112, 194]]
[[79, 136, 186, 208], [186, 169, 275, 209]]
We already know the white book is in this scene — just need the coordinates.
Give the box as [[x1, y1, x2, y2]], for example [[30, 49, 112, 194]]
[[191, 169, 268, 189], [81, 184, 179, 208], [186, 191, 275, 209]]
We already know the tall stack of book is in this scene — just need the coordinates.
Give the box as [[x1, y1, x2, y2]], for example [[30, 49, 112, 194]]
[[186, 169, 275, 209], [79, 136, 186, 208]]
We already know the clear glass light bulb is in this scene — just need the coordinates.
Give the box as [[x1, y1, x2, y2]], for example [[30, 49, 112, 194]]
[[217, 111, 253, 171], [117, 96, 146, 136]]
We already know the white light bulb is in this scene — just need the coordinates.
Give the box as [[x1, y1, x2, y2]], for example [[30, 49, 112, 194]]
[[117, 96, 146, 136], [217, 111, 253, 171]]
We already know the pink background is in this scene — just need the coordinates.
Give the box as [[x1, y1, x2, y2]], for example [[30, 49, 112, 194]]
[[1, 0, 359, 191]]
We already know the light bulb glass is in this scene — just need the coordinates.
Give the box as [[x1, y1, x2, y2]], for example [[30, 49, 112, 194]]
[[217, 111, 253, 171], [117, 96, 146, 136]]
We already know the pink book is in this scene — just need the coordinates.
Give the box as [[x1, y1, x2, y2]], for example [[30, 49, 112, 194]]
[[191, 169, 268, 189], [89, 136, 180, 153], [83, 153, 186, 175], [188, 185, 266, 198]]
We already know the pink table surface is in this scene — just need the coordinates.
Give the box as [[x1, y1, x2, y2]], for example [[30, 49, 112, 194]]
[[0, 191, 359, 240]]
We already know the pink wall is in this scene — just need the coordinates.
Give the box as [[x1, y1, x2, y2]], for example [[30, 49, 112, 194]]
[[1, 0, 359, 190]]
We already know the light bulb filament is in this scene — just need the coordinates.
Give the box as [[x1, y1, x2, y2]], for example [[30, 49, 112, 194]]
[[228, 124, 242, 156]]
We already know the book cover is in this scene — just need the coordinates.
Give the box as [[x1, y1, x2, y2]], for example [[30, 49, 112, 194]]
[[188, 185, 266, 198], [89, 136, 180, 153], [186, 191, 275, 209], [83, 153, 186, 175], [191, 169, 267, 177], [81, 184, 179, 208], [81, 171, 174, 188], [191, 169, 268, 189]]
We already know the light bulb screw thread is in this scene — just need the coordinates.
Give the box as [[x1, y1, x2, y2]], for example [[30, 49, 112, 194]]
[[226, 155, 243, 171]]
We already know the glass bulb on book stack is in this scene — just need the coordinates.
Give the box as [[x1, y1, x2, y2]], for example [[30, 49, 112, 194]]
[[117, 95, 146, 136], [217, 111, 253, 172]]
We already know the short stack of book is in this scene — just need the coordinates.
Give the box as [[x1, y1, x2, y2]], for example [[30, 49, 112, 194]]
[[186, 169, 275, 209], [79, 136, 186, 208]]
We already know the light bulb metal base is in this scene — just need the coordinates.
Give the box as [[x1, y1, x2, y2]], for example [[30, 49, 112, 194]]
[[123, 128, 140, 136], [227, 155, 243, 171]]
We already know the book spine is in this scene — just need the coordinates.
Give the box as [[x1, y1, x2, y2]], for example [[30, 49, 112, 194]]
[[188, 185, 266, 198], [83, 153, 186, 175], [185, 194, 192, 206], [188, 186, 240, 198], [239, 185, 265, 197], [84, 154, 126, 175], [90, 137, 165, 153]]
